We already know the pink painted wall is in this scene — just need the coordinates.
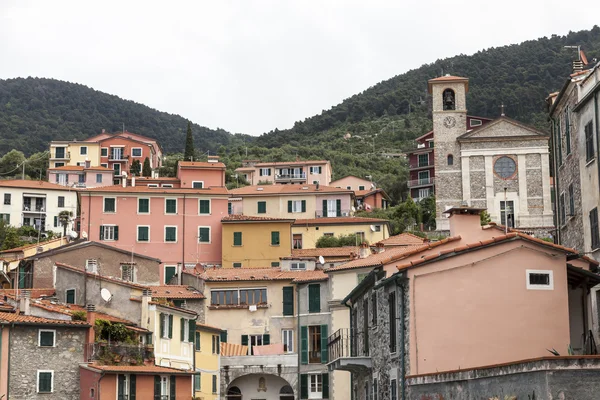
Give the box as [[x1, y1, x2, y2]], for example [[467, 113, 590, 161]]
[[178, 167, 225, 188], [407, 240, 571, 375], [48, 171, 114, 188], [315, 194, 353, 216], [331, 176, 372, 191], [99, 137, 157, 172], [79, 193, 227, 278], [0, 327, 8, 399]]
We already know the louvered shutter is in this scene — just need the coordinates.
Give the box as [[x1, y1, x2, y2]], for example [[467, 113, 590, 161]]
[[154, 376, 160, 399], [168, 314, 173, 338], [282, 286, 294, 316], [99, 226, 104, 240], [288, 200, 293, 213], [114, 225, 119, 240], [320, 324, 328, 363], [188, 320, 195, 342], [300, 326, 308, 364], [322, 373, 329, 398], [130, 375, 136, 400], [300, 374, 308, 399], [170, 375, 176, 399], [263, 333, 270, 345], [336, 199, 342, 216], [220, 331, 227, 343], [159, 313, 164, 338], [301, 200, 306, 212], [322, 200, 327, 216], [180, 318, 185, 341]]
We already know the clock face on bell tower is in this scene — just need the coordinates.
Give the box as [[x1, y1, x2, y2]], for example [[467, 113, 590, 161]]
[[443, 116, 456, 129]]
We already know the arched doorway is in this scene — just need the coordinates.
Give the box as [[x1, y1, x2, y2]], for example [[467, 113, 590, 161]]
[[226, 374, 295, 400], [280, 385, 294, 400], [227, 386, 242, 400]]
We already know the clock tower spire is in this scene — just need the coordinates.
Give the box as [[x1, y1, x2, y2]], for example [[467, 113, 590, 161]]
[[428, 75, 469, 231]]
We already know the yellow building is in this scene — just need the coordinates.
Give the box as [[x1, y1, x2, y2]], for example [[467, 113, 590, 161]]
[[148, 303, 196, 371], [292, 216, 390, 249], [221, 215, 294, 268], [49, 141, 101, 168], [194, 323, 224, 400]]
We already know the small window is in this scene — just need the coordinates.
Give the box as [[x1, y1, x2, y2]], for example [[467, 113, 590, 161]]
[[66, 289, 75, 304], [138, 198, 150, 214], [103, 197, 116, 212], [96, 174, 103, 183], [194, 373, 201, 391], [346, 186, 352, 190], [4, 193, 11, 205], [165, 226, 177, 242], [195, 332, 201, 351], [291, 262, 306, 270], [447, 154, 454, 166], [233, 232, 242, 246], [585, 121, 595, 162], [137, 226, 150, 242], [233, 262, 242, 268], [257, 201, 267, 214], [37, 371, 53, 393], [442, 88, 455, 110], [271, 262, 280, 267], [470, 119, 482, 127], [358, 185, 365, 190], [271, 231, 280, 246], [199, 199, 211, 214], [148, 184, 159, 188], [212, 335, 220, 354], [131, 148, 142, 157], [100, 163, 108, 168], [54, 162, 65, 167], [198, 227, 210, 243], [526, 270, 553, 290], [121, 265, 134, 282], [165, 199, 177, 214], [161, 184, 173, 188], [212, 374, 217, 393], [101, 147, 108, 157], [192, 181, 204, 189], [80, 146, 87, 155], [39, 330, 55, 347]]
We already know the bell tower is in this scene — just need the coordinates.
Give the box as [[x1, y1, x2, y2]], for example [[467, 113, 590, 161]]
[[428, 75, 469, 231]]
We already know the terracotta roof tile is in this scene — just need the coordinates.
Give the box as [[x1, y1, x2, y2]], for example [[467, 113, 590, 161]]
[[222, 215, 295, 223], [55, 262, 149, 289], [0, 288, 56, 298], [79, 185, 229, 195], [0, 311, 90, 326], [291, 247, 359, 258], [198, 267, 328, 283], [231, 184, 351, 196], [85, 364, 192, 374], [151, 285, 205, 299], [428, 75, 468, 81], [254, 160, 329, 167], [293, 217, 388, 226], [376, 233, 427, 247], [0, 238, 66, 254], [0, 179, 78, 191], [179, 161, 226, 168]]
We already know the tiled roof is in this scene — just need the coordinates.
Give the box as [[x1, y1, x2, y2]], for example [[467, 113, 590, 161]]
[[234, 167, 255, 172], [354, 188, 391, 201], [79, 185, 229, 195], [230, 184, 351, 196], [85, 364, 193, 374], [199, 267, 328, 283], [222, 215, 295, 223], [0, 238, 66, 255], [55, 262, 149, 289], [179, 161, 226, 168], [327, 237, 462, 272], [28, 298, 133, 324], [395, 232, 599, 271], [288, 270, 328, 283], [47, 165, 114, 172], [0, 312, 90, 326], [0, 288, 56, 298], [291, 247, 359, 258], [376, 233, 427, 247], [0, 179, 75, 191], [293, 217, 389, 226], [151, 285, 205, 299], [428, 75, 468, 82], [254, 160, 329, 167], [196, 322, 225, 333]]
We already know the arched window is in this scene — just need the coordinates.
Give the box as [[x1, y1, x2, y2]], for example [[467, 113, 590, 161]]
[[447, 154, 454, 165], [443, 89, 456, 110], [280, 385, 294, 400], [227, 386, 242, 399]]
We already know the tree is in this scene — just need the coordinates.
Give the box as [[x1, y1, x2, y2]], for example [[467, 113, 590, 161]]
[[184, 121, 195, 161], [130, 159, 141, 176], [1, 227, 22, 251], [480, 210, 491, 225], [142, 157, 151, 177], [58, 210, 73, 237]]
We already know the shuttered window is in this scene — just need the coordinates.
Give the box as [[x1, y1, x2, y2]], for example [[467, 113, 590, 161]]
[[103, 197, 116, 212], [165, 199, 177, 214], [199, 200, 210, 214], [199, 227, 210, 243], [257, 201, 267, 214], [138, 198, 149, 213], [591, 208, 600, 250], [233, 232, 242, 246], [38, 371, 53, 393], [39, 330, 55, 347], [271, 231, 280, 246], [66, 289, 75, 304], [308, 284, 321, 313], [165, 227, 177, 242], [137, 226, 149, 242], [282, 286, 294, 316]]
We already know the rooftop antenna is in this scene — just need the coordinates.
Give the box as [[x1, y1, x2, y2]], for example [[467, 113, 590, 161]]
[[500, 104, 506, 117], [564, 45, 586, 72], [122, 123, 125, 133]]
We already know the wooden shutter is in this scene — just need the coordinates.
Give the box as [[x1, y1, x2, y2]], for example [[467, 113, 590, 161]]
[[336, 199, 342, 216], [271, 231, 280, 245], [263, 333, 270, 345], [154, 376, 161, 398], [282, 286, 294, 316], [114, 225, 119, 240], [300, 374, 308, 399], [118, 375, 126, 398], [168, 314, 173, 339], [233, 232, 242, 246], [300, 326, 308, 364], [195, 332, 201, 350], [322, 199, 327, 216], [301, 200, 306, 212], [288, 200, 293, 212], [180, 318, 185, 341], [66, 289, 75, 304], [188, 320, 196, 343], [241, 334, 248, 346], [216, 335, 220, 354], [159, 313, 164, 338], [259, 169, 263, 176], [308, 284, 321, 313], [322, 373, 329, 398], [130, 375, 136, 400], [99, 226, 104, 240], [320, 324, 328, 363], [220, 331, 227, 343], [170, 375, 176, 399], [212, 375, 217, 393]]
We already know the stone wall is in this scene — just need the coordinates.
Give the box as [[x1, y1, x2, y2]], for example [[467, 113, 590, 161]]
[[8, 325, 87, 400], [406, 357, 600, 400]]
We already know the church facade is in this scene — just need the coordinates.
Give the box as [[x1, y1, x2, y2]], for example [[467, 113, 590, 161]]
[[429, 75, 554, 233]]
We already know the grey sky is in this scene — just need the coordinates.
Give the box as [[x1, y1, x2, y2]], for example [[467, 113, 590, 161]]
[[1, 1, 598, 136]]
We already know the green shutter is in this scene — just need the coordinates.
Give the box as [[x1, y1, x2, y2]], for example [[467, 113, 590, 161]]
[[282, 286, 294, 316], [199, 227, 210, 243], [165, 267, 176, 284], [118, 374, 126, 395], [66, 289, 75, 304], [139, 198, 149, 213], [212, 374, 217, 393], [99, 226, 104, 240], [233, 232, 242, 246], [263, 333, 270, 345], [301, 200, 306, 212], [241, 334, 248, 346], [130, 374, 136, 400], [300, 374, 308, 399], [300, 326, 308, 364], [170, 375, 176, 399], [200, 200, 210, 214], [166, 199, 176, 213], [322, 199, 327, 216], [154, 376, 160, 397], [228, 203, 232, 215], [309, 284, 321, 313], [216, 335, 220, 354], [194, 373, 201, 391], [336, 199, 342, 216], [195, 332, 201, 351], [38, 372, 52, 392], [288, 200, 293, 213], [322, 373, 329, 398], [271, 231, 280, 245], [189, 320, 195, 342], [258, 201, 266, 214], [168, 314, 173, 338], [138, 226, 149, 241], [114, 225, 119, 240], [180, 318, 185, 341], [53, 216, 58, 227], [159, 313, 164, 338], [220, 331, 228, 343], [40, 331, 54, 346], [321, 324, 328, 363]]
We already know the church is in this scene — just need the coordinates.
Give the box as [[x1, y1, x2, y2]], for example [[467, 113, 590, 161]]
[[423, 75, 554, 233]]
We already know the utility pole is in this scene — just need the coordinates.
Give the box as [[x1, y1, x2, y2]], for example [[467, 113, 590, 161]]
[[22, 162, 25, 180]]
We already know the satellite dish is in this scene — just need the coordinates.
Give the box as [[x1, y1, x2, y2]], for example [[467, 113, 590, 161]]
[[68, 231, 78, 239], [370, 225, 377, 232], [81, 231, 88, 239], [318, 256, 325, 265], [100, 288, 112, 302]]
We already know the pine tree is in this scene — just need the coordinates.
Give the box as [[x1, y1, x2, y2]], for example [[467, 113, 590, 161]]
[[184, 121, 195, 161], [130, 159, 141, 176], [142, 157, 151, 177]]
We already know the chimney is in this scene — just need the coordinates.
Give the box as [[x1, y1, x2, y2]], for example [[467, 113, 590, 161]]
[[19, 290, 31, 315], [122, 178, 127, 188], [85, 304, 97, 360], [207, 155, 219, 163], [141, 289, 152, 330], [101, 129, 106, 134], [316, 182, 320, 191], [359, 242, 370, 259], [131, 176, 136, 187], [375, 242, 385, 254], [445, 206, 486, 243]]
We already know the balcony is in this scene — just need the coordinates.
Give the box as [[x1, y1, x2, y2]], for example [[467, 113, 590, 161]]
[[221, 352, 298, 368], [314, 209, 352, 218], [86, 342, 153, 364], [274, 173, 307, 183], [327, 328, 371, 373], [409, 161, 433, 170], [407, 177, 435, 188], [50, 150, 70, 160], [109, 155, 128, 162]]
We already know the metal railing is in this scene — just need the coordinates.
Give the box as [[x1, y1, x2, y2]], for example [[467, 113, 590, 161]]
[[86, 342, 152, 363], [409, 162, 433, 169], [314, 209, 352, 218], [407, 177, 435, 188], [22, 206, 45, 212], [275, 173, 306, 180], [328, 328, 367, 362]]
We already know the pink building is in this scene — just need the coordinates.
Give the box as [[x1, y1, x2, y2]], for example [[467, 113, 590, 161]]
[[47, 164, 115, 188]]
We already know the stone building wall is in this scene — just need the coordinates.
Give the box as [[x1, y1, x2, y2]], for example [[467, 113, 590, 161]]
[[8, 325, 87, 400]]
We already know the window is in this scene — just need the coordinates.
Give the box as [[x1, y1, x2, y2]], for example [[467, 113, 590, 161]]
[[257, 201, 267, 214], [419, 188, 430, 199], [54, 162, 65, 168], [308, 284, 321, 313], [80, 146, 87, 155], [356, 231, 366, 243], [526, 270, 554, 290], [500, 200, 515, 228], [164, 266, 177, 284], [418, 170, 429, 184], [192, 181, 204, 189], [293, 234, 303, 249], [233, 232, 242, 246], [53, 216, 59, 228], [55, 147, 66, 158], [418, 153, 429, 167], [371, 292, 377, 325], [199, 199, 210, 214], [288, 200, 306, 213], [585, 121, 595, 162], [148, 184, 158, 188], [138, 198, 150, 213], [4, 193, 10, 205], [373, 225, 381, 232], [559, 193, 566, 225], [99, 225, 118, 241], [160, 313, 173, 338], [442, 88, 455, 110], [310, 374, 323, 397], [211, 289, 238, 305], [309, 326, 322, 363], [282, 329, 294, 352], [165, 226, 177, 242], [39, 329, 55, 347], [591, 208, 600, 250], [165, 198, 177, 214], [240, 288, 267, 305], [195, 332, 201, 351], [565, 108, 571, 155], [390, 378, 398, 400], [101, 147, 108, 157], [131, 148, 142, 157], [155, 375, 174, 399], [117, 374, 136, 400], [291, 262, 306, 270], [194, 373, 201, 391], [470, 119, 482, 127], [568, 184, 574, 216], [198, 227, 210, 243], [447, 154, 454, 165], [103, 197, 116, 212], [79, 174, 85, 183], [212, 335, 220, 354], [233, 262, 242, 268], [363, 299, 369, 355], [259, 168, 271, 176], [283, 286, 294, 316], [37, 370, 53, 393], [101, 163, 108, 168], [346, 186, 352, 190], [310, 166, 322, 174], [373, 378, 378, 400], [121, 265, 134, 282], [244, 334, 267, 355], [96, 174, 103, 183], [66, 289, 75, 304], [358, 185, 366, 191], [137, 226, 150, 242], [494, 156, 517, 179], [271, 231, 280, 246], [389, 292, 397, 352], [212, 375, 217, 393], [86, 259, 98, 273], [271, 262, 280, 267]]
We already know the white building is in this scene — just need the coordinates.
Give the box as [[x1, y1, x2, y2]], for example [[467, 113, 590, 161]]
[[0, 180, 78, 235]]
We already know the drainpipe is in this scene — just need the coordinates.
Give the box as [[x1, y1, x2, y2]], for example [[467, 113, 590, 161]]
[[550, 118, 561, 244], [594, 92, 600, 201], [182, 193, 186, 284], [344, 302, 353, 399], [296, 284, 301, 397], [397, 274, 406, 400], [87, 193, 91, 240]]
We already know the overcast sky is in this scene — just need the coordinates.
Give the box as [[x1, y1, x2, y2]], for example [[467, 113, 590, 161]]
[[1, 1, 599, 136]]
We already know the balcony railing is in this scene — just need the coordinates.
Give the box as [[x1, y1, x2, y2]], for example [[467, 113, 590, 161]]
[[275, 173, 306, 181], [86, 342, 153, 364], [407, 177, 435, 188], [221, 352, 298, 368], [22, 206, 45, 212], [409, 162, 433, 169], [109, 155, 128, 161], [314, 209, 352, 218], [327, 328, 371, 372], [50, 151, 70, 160]]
